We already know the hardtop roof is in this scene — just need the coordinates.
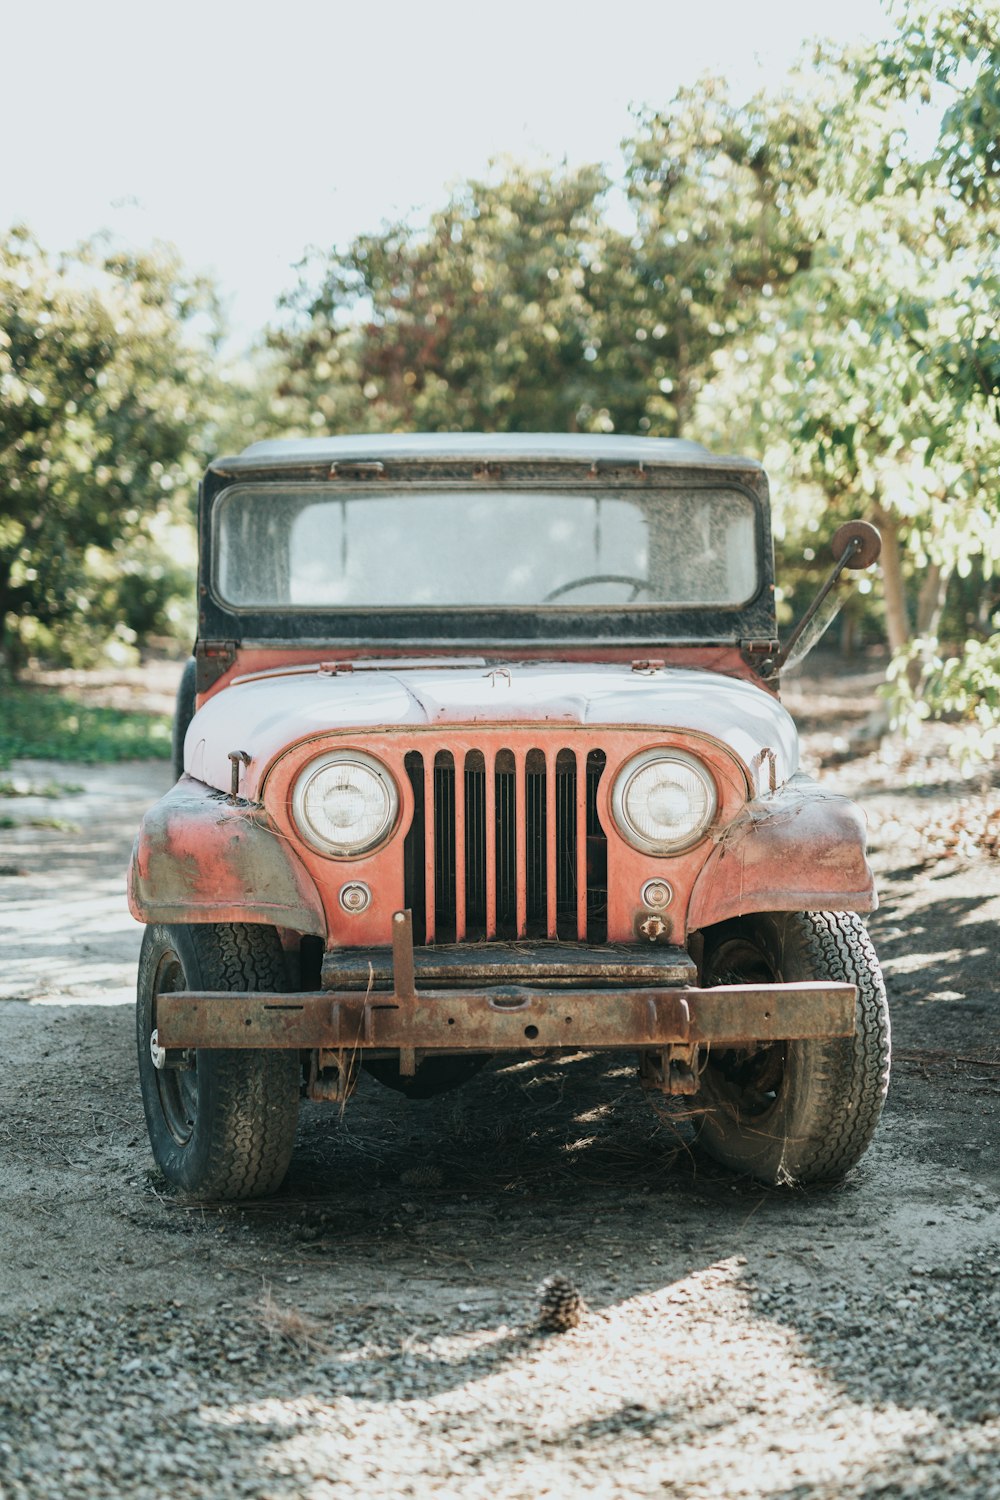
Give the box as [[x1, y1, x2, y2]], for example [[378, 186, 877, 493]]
[[212, 432, 765, 475]]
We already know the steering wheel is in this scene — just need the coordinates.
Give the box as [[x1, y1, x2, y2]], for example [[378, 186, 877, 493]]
[[543, 573, 657, 603]]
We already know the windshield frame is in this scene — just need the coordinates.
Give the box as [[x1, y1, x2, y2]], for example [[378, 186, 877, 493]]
[[211, 479, 763, 615], [198, 461, 777, 649]]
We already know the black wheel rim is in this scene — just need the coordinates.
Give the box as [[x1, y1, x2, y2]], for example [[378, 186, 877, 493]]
[[152, 950, 199, 1146], [702, 937, 787, 1121]]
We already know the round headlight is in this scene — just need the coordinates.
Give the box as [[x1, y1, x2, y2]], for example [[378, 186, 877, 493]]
[[612, 749, 717, 854], [291, 750, 399, 857]]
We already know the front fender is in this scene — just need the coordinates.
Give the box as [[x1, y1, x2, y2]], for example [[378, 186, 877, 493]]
[[128, 775, 326, 937], [687, 773, 877, 932]]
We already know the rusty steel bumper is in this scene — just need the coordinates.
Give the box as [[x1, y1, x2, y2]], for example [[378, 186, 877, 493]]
[[154, 980, 856, 1053], [154, 910, 855, 1054]]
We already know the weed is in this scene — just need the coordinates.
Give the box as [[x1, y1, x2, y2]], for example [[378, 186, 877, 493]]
[[2, 812, 82, 831], [0, 686, 171, 768], [0, 778, 85, 798]]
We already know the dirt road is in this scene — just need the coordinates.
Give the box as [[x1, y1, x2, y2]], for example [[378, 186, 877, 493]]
[[1, 671, 998, 1498]]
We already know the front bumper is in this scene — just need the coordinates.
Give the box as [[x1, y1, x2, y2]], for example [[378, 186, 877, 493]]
[[152, 910, 856, 1054], [153, 980, 856, 1052]]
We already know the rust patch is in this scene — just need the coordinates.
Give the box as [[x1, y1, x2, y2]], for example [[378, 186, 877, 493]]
[[128, 775, 326, 936], [687, 773, 877, 930]]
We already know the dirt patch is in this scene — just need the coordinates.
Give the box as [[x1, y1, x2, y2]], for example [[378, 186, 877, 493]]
[[1, 658, 998, 1498]]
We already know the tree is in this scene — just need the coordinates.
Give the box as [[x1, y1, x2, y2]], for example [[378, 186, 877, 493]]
[[0, 230, 223, 666], [268, 163, 647, 436], [270, 108, 825, 444], [621, 79, 825, 434], [862, 2, 1000, 734], [692, 6, 1000, 663]]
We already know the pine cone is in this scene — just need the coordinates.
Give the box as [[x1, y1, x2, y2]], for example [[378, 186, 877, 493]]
[[399, 1164, 444, 1189], [536, 1273, 585, 1332]]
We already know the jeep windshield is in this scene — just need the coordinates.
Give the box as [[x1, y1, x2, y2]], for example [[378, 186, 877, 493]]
[[214, 484, 759, 611]]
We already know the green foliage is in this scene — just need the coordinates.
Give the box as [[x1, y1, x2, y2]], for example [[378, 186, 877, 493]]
[[0, 814, 82, 832], [269, 163, 652, 436], [865, 3, 1000, 207], [0, 777, 84, 797], [268, 128, 816, 442], [0, 230, 221, 667], [691, 4, 999, 662], [623, 79, 825, 432], [0, 685, 171, 767], [884, 629, 1000, 766]]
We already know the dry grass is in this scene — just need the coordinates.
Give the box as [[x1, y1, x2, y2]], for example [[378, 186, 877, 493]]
[[916, 794, 1000, 861], [258, 1282, 328, 1353]]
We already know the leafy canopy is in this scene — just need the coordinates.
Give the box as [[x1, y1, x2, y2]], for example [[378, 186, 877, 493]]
[[0, 230, 223, 665]]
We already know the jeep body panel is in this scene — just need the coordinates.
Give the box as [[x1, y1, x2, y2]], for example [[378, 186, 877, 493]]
[[130, 671, 875, 943], [128, 775, 325, 936], [686, 773, 877, 929], [183, 662, 799, 801]]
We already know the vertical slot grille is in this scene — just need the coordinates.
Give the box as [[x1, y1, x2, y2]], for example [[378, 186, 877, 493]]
[[495, 749, 517, 936], [402, 744, 607, 945], [555, 748, 578, 940], [525, 749, 547, 928], [464, 751, 487, 937], [433, 751, 456, 941], [586, 749, 608, 943], [403, 751, 426, 943]]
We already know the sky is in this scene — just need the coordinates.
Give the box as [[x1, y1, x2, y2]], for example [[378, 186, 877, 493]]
[[3, 0, 895, 350]]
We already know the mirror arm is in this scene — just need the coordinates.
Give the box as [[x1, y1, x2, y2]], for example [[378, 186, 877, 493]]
[[774, 537, 862, 672]]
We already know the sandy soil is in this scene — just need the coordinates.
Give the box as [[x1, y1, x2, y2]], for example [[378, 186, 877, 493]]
[[1, 658, 998, 1498]]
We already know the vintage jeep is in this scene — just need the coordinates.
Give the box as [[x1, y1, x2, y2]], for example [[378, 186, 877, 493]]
[[129, 433, 890, 1199]]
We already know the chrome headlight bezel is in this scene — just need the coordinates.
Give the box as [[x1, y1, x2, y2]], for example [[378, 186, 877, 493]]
[[611, 748, 718, 855], [291, 749, 399, 858]]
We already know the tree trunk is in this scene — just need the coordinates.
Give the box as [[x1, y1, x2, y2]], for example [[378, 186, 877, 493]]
[[0, 555, 14, 673], [915, 561, 951, 639], [873, 508, 911, 654], [840, 600, 858, 658]]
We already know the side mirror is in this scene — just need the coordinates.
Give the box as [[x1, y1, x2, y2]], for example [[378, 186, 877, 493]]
[[774, 520, 881, 674], [830, 520, 882, 571]]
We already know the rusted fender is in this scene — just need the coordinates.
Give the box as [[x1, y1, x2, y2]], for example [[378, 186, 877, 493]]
[[687, 772, 877, 931], [128, 775, 326, 937]]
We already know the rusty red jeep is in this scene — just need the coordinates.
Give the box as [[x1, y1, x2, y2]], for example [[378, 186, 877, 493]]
[[129, 433, 889, 1199]]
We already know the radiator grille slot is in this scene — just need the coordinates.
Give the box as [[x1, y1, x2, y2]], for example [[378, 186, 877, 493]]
[[433, 751, 456, 924], [404, 745, 606, 945]]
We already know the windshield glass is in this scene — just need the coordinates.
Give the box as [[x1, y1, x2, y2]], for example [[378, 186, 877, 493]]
[[214, 484, 759, 609]]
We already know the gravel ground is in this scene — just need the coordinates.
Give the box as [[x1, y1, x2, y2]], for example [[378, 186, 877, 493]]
[[1, 660, 998, 1499]]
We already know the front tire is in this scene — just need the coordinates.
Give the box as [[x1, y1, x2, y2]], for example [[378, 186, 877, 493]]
[[695, 911, 890, 1186], [136, 923, 300, 1200]]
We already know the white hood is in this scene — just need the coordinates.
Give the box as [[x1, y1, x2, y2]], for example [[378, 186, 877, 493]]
[[185, 661, 799, 796]]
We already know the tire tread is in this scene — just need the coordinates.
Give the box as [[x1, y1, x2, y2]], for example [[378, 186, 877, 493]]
[[790, 910, 890, 1182], [189, 924, 299, 1200], [696, 909, 890, 1187], [136, 922, 299, 1201]]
